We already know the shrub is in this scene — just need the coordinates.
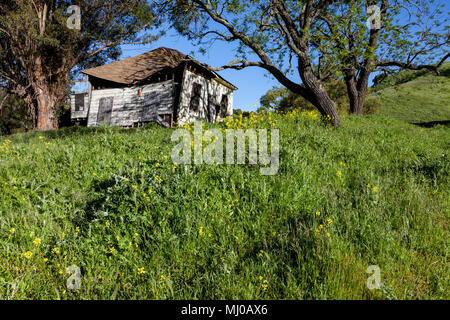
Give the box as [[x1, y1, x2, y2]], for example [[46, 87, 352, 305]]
[[363, 96, 382, 115]]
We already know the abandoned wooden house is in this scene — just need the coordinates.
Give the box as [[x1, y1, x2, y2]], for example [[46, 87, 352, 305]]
[[70, 47, 237, 128]]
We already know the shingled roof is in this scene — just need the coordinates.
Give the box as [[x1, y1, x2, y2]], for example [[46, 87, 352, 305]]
[[82, 47, 237, 90]]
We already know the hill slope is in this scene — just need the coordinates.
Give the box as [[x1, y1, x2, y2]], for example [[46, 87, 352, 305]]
[[372, 63, 450, 124]]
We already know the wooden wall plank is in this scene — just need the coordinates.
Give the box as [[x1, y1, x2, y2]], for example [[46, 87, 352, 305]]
[[87, 80, 174, 127]]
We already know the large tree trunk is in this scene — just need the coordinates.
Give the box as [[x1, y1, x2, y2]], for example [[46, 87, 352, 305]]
[[345, 71, 369, 115], [33, 55, 59, 131], [345, 74, 362, 115], [35, 87, 58, 130], [298, 61, 341, 126]]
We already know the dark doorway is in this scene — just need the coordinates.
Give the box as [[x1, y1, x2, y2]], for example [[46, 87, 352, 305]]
[[220, 95, 228, 118], [208, 94, 218, 123]]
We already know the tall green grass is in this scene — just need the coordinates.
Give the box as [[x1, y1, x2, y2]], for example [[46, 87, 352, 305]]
[[0, 111, 448, 299]]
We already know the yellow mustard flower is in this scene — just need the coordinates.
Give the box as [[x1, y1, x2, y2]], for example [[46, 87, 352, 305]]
[[22, 251, 33, 259], [137, 267, 146, 275]]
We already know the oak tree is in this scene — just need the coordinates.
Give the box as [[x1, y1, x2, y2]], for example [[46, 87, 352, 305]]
[[158, 0, 449, 124], [0, 0, 156, 130]]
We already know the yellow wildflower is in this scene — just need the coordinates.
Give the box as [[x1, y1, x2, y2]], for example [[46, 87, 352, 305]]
[[9, 227, 15, 234], [22, 251, 33, 259], [137, 267, 146, 275], [33, 237, 41, 246], [315, 211, 320, 216]]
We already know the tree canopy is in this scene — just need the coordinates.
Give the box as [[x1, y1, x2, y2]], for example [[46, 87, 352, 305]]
[[158, 0, 449, 124], [0, 0, 157, 130]]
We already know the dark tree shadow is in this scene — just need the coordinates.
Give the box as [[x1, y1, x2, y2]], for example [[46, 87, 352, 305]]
[[412, 120, 450, 128]]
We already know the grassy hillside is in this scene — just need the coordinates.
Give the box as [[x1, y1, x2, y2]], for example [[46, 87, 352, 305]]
[[372, 63, 450, 124], [0, 111, 448, 299]]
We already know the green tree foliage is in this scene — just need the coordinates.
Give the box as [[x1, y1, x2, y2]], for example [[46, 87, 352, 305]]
[[311, 0, 449, 114], [0, 90, 32, 135], [0, 0, 157, 130], [157, 0, 448, 123]]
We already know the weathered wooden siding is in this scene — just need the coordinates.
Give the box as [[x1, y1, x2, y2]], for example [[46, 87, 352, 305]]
[[70, 93, 89, 119], [87, 80, 174, 127], [177, 70, 233, 126]]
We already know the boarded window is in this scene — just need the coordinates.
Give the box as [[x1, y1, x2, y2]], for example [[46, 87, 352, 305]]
[[189, 83, 202, 112], [74, 93, 85, 112], [220, 95, 228, 118], [142, 92, 159, 121], [141, 89, 172, 127], [97, 97, 114, 125]]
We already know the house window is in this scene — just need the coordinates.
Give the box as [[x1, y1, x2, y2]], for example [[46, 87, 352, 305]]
[[74, 93, 85, 112], [220, 94, 228, 118], [189, 83, 202, 112]]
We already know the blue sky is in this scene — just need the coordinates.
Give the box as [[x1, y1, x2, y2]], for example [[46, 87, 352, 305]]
[[72, 1, 448, 113]]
